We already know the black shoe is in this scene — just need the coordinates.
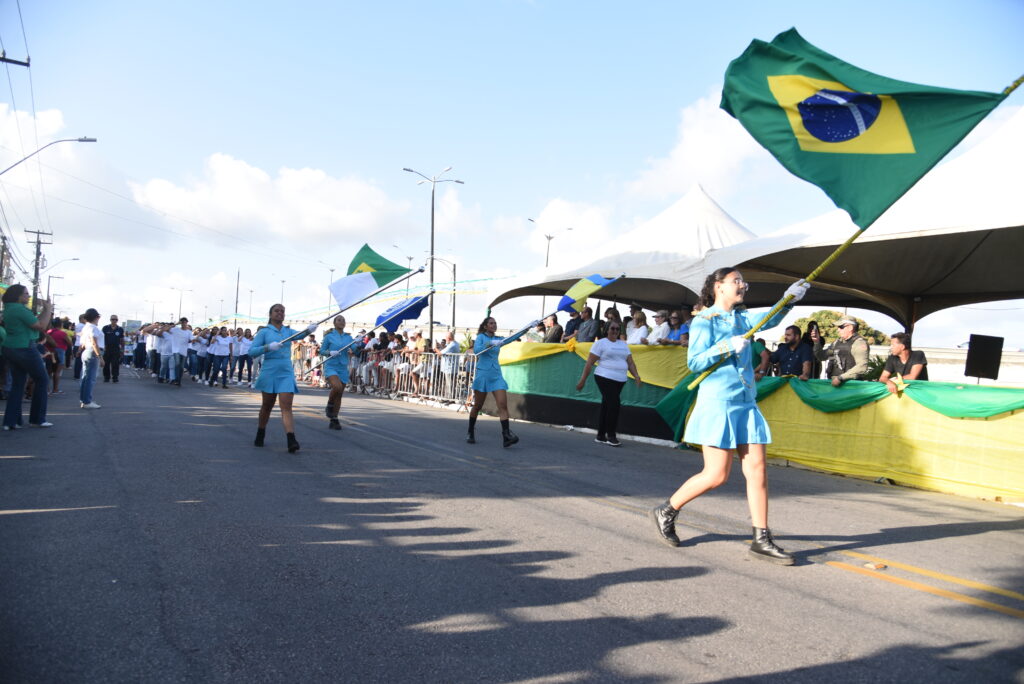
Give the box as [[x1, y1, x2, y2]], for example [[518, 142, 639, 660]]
[[254, 428, 266, 447], [287, 433, 300, 453], [222, 384, 228, 389], [502, 429, 519, 448], [749, 527, 794, 565], [595, 434, 608, 444], [649, 500, 681, 547], [329, 419, 341, 430], [103, 378, 110, 383], [607, 435, 621, 447], [113, 378, 119, 383], [467, 429, 475, 444]]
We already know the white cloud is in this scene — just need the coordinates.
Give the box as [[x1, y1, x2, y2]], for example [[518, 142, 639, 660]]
[[130, 153, 411, 242], [625, 87, 768, 201]]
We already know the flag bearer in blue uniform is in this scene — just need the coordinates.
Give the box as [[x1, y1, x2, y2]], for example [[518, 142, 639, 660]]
[[319, 314, 362, 431], [468, 316, 535, 447], [249, 303, 317, 453], [650, 267, 808, 565]]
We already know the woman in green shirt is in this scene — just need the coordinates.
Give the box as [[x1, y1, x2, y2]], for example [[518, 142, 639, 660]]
[[2, 284, 54, 429]]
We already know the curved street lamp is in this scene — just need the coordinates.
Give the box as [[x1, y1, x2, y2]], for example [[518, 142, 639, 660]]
[[403, 166, 464, 346], [0, 137, 97, 178]]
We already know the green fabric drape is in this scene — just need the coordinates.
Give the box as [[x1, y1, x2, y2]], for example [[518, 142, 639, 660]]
[[901, 380, 1024, 419]]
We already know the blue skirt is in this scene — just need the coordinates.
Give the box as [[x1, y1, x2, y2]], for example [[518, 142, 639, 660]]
[[324, 361, 350, 384], [253, 360, 299, 395], [683, 398, 771, 449], [472, 367, 508, 393]]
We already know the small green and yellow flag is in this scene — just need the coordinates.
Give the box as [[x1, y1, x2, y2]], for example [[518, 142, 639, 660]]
[[721, 28, 1008, 229]]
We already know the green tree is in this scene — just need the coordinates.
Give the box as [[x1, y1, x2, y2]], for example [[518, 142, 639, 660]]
[[792, 310, 890, 345]]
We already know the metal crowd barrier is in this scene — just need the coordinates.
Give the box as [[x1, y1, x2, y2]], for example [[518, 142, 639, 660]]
[[347, 349, 476, 408]]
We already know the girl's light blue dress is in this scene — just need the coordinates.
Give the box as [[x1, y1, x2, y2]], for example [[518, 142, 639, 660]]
[[472, 329, 526, 393], [320, 329, 361, 383], [683, 304, 790, 449], [249, 325, 309, 394]]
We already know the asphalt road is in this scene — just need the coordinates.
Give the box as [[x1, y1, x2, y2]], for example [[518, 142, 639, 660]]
[[2, 367, 1022, 682]]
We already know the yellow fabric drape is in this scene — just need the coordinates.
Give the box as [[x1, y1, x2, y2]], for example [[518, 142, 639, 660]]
[[757, 385, 1024, 502], [498, 341, 688, 389]]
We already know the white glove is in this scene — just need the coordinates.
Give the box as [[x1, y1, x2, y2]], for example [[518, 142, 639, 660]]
[[329, 349, 341, 357], [730, 335, 749, 356], [784, 279, 809, 303], [306, 323, 318, 333], [490, 339, 502, 347], [268, 341, 282, 352]]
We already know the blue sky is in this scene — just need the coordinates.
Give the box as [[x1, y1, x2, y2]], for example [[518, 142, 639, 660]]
[[1, 0, 1022, 347]]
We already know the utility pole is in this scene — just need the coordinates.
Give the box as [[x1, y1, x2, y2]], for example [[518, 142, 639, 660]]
[[233, 269, 240, 329], [0, 235, 10, 284], [26, 229, 52, 313]]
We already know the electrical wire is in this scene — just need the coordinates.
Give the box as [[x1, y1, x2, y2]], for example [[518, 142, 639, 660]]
[[16, 0, 56, 237]]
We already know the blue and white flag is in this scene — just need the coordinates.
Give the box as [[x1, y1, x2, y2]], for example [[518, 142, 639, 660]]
[[375, 295, 430, 333]]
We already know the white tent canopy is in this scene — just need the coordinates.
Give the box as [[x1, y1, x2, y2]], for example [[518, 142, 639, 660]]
[[675, 107, 1024, 327], [489, 184, 756, 310]]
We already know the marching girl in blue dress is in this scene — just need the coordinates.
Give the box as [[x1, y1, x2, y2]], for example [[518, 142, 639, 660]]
[[248, 303, 317, 453], [319, 314, 363, 431], [650, 267, 808, 565], [468, 316, 534, 447]]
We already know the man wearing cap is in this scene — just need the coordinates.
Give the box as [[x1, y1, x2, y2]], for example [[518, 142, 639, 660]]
[[101, 315, 125, 383], [814, 318, 869, 386]]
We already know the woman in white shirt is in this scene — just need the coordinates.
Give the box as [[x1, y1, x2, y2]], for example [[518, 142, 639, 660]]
[[207, 327, 234, 388], [79, 308, 105, 409], [575, 320, 642, 446], [235, 329, 253, 384], [625, 311, 649, 345]]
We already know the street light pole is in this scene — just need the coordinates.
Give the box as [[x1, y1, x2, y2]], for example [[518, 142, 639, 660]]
[[170, 287, 193, 321], [431, 257, 458, 330], [248, 289, 254, 318], [318, 261, 335, 314], [404, 167, 464, 345], [0, 137, 97, 178], [46, 274, 63, 300], [529, 218, 572, 319]]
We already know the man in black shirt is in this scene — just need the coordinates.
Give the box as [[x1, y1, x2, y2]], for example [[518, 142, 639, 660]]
[[768, 325, 813, 380], [877, 332, 928, 393], [101, 315, 125, 383]]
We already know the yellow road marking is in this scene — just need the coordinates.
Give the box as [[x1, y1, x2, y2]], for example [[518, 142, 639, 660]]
[[839, 550, 1024, 603], [827, 561, 1024, 620]]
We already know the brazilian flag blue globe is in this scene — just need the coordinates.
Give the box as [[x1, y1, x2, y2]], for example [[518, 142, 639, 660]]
[[721, 28, 1008, 230]]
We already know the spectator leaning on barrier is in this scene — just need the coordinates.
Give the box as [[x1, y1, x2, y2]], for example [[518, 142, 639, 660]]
[[561, 310, 581, 342], [769, 325, 813, 380], [542, 314, 563, 343], [646, 310, 670, 345], [574, 307, 598, 343], [815, 318, 869, 387], [877, 332, 928, 393]]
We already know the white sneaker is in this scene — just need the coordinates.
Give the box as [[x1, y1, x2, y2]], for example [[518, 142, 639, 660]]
[[30, 422, 54, 428], [81, 402, 101, 409]]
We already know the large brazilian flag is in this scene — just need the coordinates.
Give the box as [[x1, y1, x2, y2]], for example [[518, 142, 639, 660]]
[[721, 28, 1008, 229], [328, 244, 411, 310]]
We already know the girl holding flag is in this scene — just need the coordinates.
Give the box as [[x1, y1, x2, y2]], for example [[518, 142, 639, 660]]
[[248, 303, 317, 453], [468, 316, 535, 447], [649, 267, 808, 565], [319, 314, 362, 430]]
